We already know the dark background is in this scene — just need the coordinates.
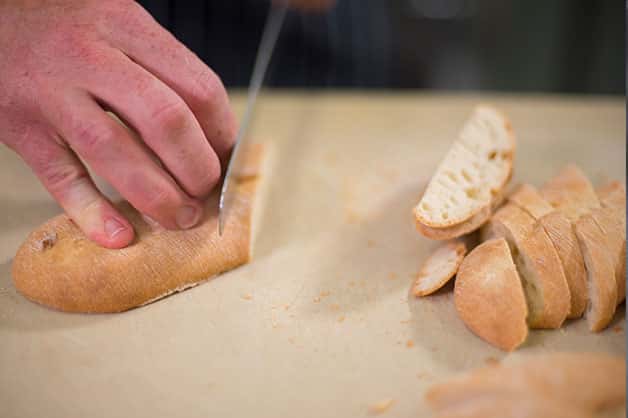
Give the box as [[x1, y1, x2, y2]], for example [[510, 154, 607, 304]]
[[138, 0, 624, 94]]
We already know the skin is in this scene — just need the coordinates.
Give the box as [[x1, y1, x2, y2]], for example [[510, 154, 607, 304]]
[[0, 0, 333, 249]]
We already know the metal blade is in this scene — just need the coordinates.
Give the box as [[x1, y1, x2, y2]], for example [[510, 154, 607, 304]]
[[218, 4, 287, 235]]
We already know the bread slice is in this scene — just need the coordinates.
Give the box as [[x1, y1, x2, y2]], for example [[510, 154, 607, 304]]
[[507, 183, 554, 219], [426, 352, 626, 413], [505, 184, 587, 318], [453, 238, 528, 351], [431, 395, 594, 418], [484, 204, 570, 328], [589, 207, 626, 305], [414, 106, 515, 238], [597, 181, 626, 211], [538, 212, 588, 318], [12, 145, 265, 313], [413, 240, 467, 297], [574, 214, 618, 331], [540, 164, 600, 222]]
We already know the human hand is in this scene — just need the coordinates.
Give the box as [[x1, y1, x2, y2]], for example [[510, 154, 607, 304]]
[[0, 0, 237, 249]]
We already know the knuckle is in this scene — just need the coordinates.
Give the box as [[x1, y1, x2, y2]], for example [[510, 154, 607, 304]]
[[142, 183, 179, 215], [150, 99, 190, 137], [39, 161, 87, 195], [189, 70, 222, 106], [190, 164, 220, 197], [74, 121, 117, 156]]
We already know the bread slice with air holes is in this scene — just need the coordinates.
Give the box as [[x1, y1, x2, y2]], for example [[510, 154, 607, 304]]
[[539, 164, 600, 222], [483, 204, 571, 329], [454, 238, 528, 351], [414, 106, 515, 240], [507, 184, 588, 318], [574, 213, 618, 332]]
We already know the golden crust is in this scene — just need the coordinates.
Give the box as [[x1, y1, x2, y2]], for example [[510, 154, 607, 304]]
[[412, 240, 467, 297], [540, 164, 599, 222], [454, 238, 528, 351], [574, 214, 618, 332], [12, 146, 264, 313]]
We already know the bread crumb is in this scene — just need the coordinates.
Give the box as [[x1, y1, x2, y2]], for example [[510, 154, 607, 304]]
[[613, 326, 623, 333], [330, 303, 340, 311], [367, 240, 376, 247], [484, 356, 500, 366], [348, 281, 355, 287], [388, 272, 398, 280], [369, 398, 394, 414], [406, 340, 414, 348], [313, 297, 321, 303], [241, 293, 253, 300], [337, 315, 345, 323], [320, 290, 331, 297], [416, 371, 433, 380], [288, 337, 295, 344], [400, 319, 410, 324], [284, 304, 291, 311]]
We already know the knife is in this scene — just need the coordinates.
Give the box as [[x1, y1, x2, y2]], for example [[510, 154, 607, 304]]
[[218, 3, 287, 236]]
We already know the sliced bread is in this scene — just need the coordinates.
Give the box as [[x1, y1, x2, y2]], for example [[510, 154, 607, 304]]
[[414, 106, 515, 239], [589, 207, 626, 305], [413, 240, 467, 297], [506, 183, 587, 318], [539, 164, 599, 222], [574, 214, 618, 331], [538, 212, 588, 318], [453, 238, 528, 351], [484, 204, 571, 328]]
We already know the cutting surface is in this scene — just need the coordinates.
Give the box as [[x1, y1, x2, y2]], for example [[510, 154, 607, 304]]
[[0, 92, 625, 418]]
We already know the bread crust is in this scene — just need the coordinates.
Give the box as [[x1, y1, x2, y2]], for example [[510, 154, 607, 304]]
[[426, 352, 626, 413], [538, 212, 588, 318], [12, 145, 264, 313], [507, 183, 554, 219], [454, 238, 528, 351], [590, 207, 626, 305], [485, 204, 570, 328], [413, 240, 467, 297], [574, 214, 618, 332], [540, 164, 599, 222]]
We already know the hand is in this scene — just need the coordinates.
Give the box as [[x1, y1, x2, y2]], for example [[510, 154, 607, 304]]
[[0, 0, 237, 249]]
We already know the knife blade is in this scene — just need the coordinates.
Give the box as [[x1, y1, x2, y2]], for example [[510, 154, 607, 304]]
[[218, 3, 287, 236]]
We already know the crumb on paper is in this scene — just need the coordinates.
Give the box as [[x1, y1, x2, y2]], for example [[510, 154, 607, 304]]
[[416, 371, 433, 380], [241, 293, 253, 300], [288, 337, 295, 344], [345, 208, 362, 224], [400, 319, 410, 324], [367, 239, 376, 248], [313, 297, 321, 303], [406, 340, 414, 348], [484, 356, 500, 366], [330, 303, 340, 312], [320, 290, 331, 297], [284, 304, 291, 311], [614, 326, 623, 333], [348, 281, 356, 287], [337, 315, 345, 323], [388, 272, 398, 280], [369, 398, 394, 414]]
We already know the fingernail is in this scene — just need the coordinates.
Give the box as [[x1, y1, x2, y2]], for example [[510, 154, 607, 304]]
[[105, 218, 126, 238], [177, 205, 201, 229]]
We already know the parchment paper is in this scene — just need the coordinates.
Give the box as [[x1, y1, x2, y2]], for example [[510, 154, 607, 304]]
[[1, 93, 625, 418]]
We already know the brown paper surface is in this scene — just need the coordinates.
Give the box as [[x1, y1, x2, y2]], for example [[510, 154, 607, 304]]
[[0, 93, 625, 418]]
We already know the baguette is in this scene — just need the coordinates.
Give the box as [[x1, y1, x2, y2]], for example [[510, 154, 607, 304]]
[[413, 240, 467, 297], [414, 106, 515, 239], [574, 214, 618, 331], [485, 204, 570, 328], [453, 238, 528, 351], [12, 145, 264, 313], [597, 181, 626, 211], [426, 352, 626, 413], [506, 183, 587, 318], [540, 164, 599, 222]]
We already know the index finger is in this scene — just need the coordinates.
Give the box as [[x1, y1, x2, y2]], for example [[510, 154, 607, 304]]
[[107, 3, 237, 165]]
